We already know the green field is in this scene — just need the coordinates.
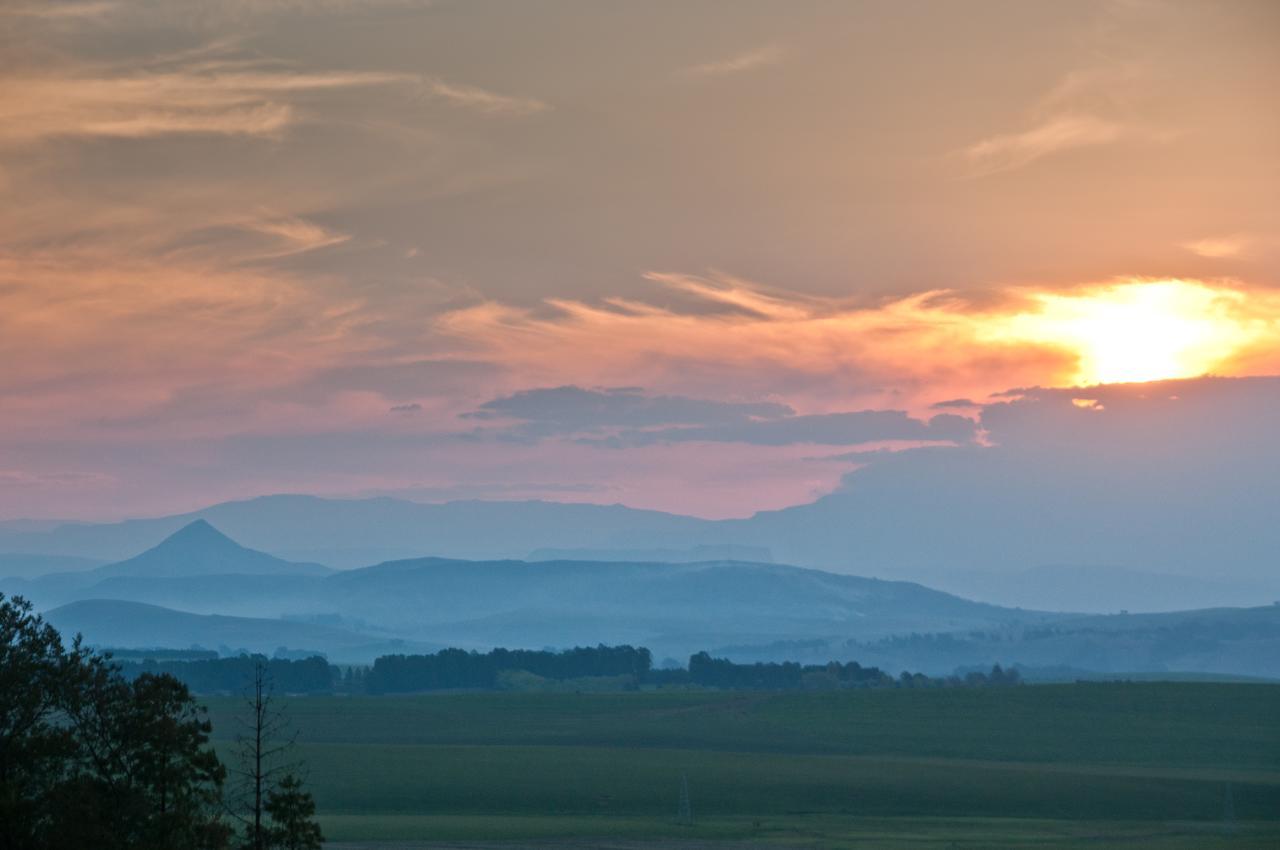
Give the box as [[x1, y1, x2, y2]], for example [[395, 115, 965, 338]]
[[204, 684, 1280, 848]]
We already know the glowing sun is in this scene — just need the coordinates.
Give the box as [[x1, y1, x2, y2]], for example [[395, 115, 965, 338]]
[[999, 280, 1258, 385]]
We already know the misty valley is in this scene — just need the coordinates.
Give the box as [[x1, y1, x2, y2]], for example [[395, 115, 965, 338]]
[[5, 507, 1279, 680], [2, 498, 1279, 849]]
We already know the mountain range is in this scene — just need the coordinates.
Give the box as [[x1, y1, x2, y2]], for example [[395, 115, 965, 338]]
[[4, 519, 1278, 677], [6, 520, 1041, 662], [3, 493, 1276, 613]]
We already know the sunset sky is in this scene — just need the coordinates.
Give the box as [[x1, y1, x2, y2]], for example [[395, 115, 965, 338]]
[[2, 0, 1278, 520]]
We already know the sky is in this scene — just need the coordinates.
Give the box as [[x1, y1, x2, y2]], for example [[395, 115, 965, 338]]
[[1, 0, 1278, 521]]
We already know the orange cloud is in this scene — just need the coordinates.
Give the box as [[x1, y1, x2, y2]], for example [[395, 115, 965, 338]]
[[434, 274, 1280, 413], [685, 46, 784, 77], [0, 248, 366, 437], [1182, 235, 1252, 259], [0, 65, 413, 145], [420, 78, 549, 115], [953, 61, 1170, 177]]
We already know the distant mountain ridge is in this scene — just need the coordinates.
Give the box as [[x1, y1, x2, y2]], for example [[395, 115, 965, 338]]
[[5, 523, 1058, 663], [4, 492, 1277, 615], [0, 495, 713, 568], [0, 553, 105, 579], [13, 523, 1278, 677], [528, 544, 774, 564]]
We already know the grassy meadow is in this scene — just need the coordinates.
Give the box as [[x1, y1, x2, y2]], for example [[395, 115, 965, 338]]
[[203, 683, 1280, 848]]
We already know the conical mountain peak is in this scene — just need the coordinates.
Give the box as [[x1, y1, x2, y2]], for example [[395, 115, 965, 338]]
[[154, 519, 242, 551], [94, 519, 329, 579]]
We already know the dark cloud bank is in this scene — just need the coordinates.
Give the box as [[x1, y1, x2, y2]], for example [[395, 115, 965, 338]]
[[728, 376, 1280, 582], [463, 385, 975, 447]]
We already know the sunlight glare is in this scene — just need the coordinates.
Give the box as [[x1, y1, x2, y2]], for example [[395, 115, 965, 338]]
[[999, 281, 1255, 385]]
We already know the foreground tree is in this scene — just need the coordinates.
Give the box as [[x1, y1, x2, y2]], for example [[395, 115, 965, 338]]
[[0, 593, 232, 850], [265, 774, 324, 850], [0, 595, 79, 850], [58, 671, 229, 850], [230, 658, 322, 850]]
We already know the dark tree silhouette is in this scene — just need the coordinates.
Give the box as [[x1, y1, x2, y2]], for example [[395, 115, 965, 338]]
[[0, 593, 232, 850], [230, 658, 322, 850], [0, 594, 81, 850], [231, 659, 297, 850], [264, 774, 323, 850], [59, 671, 228, 850]]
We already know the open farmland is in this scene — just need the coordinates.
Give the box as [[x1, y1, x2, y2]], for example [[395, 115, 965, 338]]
[[203, 683, 1280, 848]]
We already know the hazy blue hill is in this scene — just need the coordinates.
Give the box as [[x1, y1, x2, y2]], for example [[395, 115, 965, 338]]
[[52, 573, 328, 618], [11, 522, 1278, 674], [0, 495, 716, 567], [0, 519, 83, 533], [15, 537, 1047, 659], [0, 553, 105, 579], [6, 492, 1275, 613], [43, 599, 426, 662], [528, 544, 774, 563], [92, 519, 330, 579], [723, 603, 1280, 679], [908, 563, 1280, 614], [1057, 603, 1280, 633], [314, 557, 1048, 657]]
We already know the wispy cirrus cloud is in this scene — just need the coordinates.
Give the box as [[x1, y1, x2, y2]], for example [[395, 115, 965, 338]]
[[0, 63, 414, 145], [239, 214, 351, 259], [0, 42, 547, 148], [959, 114, 1124, 178], [1, 0, 431, 26], [0, 1, 120, 20], [1182, 234, 1252, 259], [954, 62, 1167, 177], [421, 77, 548, 115], [685, 45, 783, 76]]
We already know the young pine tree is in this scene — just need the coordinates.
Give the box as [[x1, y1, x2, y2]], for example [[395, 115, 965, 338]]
[[264, 774, 323, 850]]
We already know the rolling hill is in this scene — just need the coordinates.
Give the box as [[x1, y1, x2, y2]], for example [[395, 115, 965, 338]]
[[13, 524, 1058, 662], [9, 524, 1277, 676], [43, 599, 427, 662], [0, 553, 105, 579], [5, 491, 1276, 615]]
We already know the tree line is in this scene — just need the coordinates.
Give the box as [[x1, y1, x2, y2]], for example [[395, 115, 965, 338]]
[[110, 645, 1022, 695], [681, 653, 1021, 689], [682, 653, 895, 689], [364, 645, 654, 694], [0, 594, 322, 850]]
